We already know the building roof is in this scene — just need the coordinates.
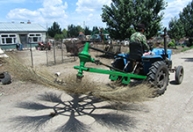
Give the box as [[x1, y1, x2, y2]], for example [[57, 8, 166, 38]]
[[0, 22, 47, 32]]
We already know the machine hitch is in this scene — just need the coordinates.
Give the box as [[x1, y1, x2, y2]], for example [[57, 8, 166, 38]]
[[74, 42, 146, 84]]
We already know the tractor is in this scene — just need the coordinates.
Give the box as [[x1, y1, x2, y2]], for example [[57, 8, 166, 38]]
[[74, 28, 184, 96]]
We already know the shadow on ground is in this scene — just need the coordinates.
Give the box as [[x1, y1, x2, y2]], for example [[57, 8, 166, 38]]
[[170, 80, 178, 85], [181, 57, 193, 62], [10, 92, 147, 132]]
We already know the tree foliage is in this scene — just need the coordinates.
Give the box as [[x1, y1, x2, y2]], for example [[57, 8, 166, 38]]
[[85, 26, 92, 35], [54, 34, 64, 41], [101, 0, 167, 40], [67, 24, 79, 38], [168, 1, 193, 45], [62, 29, 68, 38], [179, 1, 193, 38], [168, 17, 185, 40], [47, 22, 62, 38], [67, 24, 85, 37], [91, 26, 100, 35]]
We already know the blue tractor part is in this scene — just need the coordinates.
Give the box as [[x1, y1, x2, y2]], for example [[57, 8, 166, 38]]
[[111, 28, 184, 95], [111, 48, 172, 95], [112, 48, 172, 73]]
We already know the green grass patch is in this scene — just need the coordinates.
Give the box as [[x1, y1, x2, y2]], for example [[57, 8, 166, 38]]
[[181, 45, 193, 52]]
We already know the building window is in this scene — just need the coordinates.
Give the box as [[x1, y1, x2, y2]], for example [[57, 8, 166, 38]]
[[1, 34, 16, 44], [28, 33, 42, 43]]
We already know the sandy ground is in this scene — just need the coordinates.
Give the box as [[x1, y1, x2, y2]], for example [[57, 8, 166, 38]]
[[0, 48, 193, 132]]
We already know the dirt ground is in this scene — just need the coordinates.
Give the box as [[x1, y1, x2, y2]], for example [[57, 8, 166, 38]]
[[0, 46, 193, 132]]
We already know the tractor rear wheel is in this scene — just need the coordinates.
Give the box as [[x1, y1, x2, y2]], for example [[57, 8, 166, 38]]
[[147, 61, 169, 96]]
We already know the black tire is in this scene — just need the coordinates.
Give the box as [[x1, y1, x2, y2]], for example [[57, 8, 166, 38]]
[[0, 72, 11, 85], [147, 61, 169, 95], [175, 66, 184, 84]]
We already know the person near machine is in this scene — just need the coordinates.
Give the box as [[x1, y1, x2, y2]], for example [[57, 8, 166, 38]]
[[127, 23, 151, 74], [130, 23, 150, 52]]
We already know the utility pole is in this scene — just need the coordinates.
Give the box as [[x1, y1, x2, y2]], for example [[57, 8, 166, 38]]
[[83, 21, 85, 34]]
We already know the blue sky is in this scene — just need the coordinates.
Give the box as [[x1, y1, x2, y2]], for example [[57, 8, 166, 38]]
[[0, 0, 191, 29]]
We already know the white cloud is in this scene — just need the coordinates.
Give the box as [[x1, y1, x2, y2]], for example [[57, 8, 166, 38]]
[[166, 0, 190, 17], [42, 0, 64, 7], [72, 0, 111, 28], [39, 0, 67, 18], [162, 0, 191, 27], [8, 9, 40, 18], [6, 0, 68, 28], [76, 0, 111, 13]]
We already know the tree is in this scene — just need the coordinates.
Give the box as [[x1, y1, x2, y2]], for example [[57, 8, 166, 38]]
[[84, 26, 91, 35], [91, 26, 99, 35], [101, 0, 167, 40], [47, 22, 62, 38], [179, 2, 193, 38], [62, 29, 68, 38], [67, 24, 84, 38], [168, 17, 185, 41], [168, 1, 193, 46], [77, 25, 84, 33], [54, 34, 63, 41]]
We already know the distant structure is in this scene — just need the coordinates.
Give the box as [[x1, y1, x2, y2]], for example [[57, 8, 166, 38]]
[[0, 21, 46, 50]]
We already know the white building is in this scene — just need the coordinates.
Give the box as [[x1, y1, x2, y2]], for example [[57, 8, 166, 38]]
[[0, 22, 47, 50]]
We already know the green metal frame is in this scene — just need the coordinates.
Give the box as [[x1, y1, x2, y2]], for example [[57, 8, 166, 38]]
[[74, 42, 147, 85]]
